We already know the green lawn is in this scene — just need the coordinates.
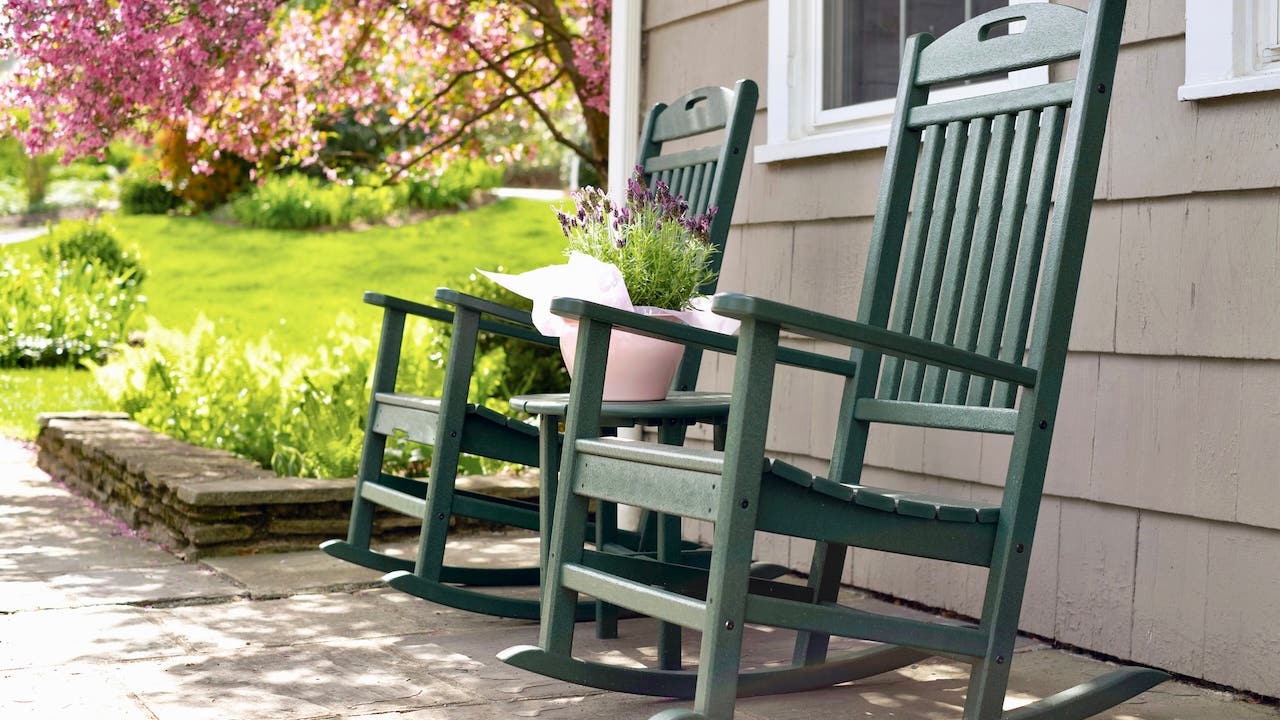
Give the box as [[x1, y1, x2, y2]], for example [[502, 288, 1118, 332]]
[[0, 367, 113, 439], [115, 197, 566, 351], [1, 197, 567, 439]]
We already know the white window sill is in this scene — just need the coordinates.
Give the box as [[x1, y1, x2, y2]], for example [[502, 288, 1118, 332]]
[[754, 125, 892, 164], [1178, 72, 1280, 100]]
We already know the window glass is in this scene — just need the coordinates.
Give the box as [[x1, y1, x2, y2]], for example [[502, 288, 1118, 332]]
[[821, 0, 1007, 110]]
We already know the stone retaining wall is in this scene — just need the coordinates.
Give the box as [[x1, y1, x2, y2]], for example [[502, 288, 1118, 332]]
[[34, 413, 535, 560]]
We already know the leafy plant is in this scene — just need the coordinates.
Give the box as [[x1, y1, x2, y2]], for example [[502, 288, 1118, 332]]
[[231, 174, 331, 229], [555, 166, 718, 310], [119, 163, 183, 214], [90, 314, 515, 479], [405, 159, 504, 211], [39, 220, 147, 285], [0, 223, 147, 368]]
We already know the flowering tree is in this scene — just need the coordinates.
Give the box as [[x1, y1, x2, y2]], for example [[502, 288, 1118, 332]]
[[0, 0, 610, 180]]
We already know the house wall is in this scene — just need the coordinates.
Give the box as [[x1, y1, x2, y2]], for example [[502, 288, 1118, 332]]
[[640, 0, 1280, 698]]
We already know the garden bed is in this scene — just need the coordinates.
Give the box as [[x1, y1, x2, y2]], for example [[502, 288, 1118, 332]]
[[34, 412, 537, 560]]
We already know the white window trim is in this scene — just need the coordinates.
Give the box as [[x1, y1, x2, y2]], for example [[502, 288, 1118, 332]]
[[1180, 0, 1280, 101], [756, 0, 1050, 164]]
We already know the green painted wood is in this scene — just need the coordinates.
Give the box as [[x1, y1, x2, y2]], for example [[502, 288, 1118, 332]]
[[965, 2, 1129, 716], [571, 452, 720, 522], [385, 570, 596, 622], [878, 122, 946, 398], [900, 120, 970, 401], [319, 539, 415, 574], [712, 293, 1037, 388], [497, 643, 929, 701], [650, 85, 740, 142], [563, 562, 708, 630], [756, 474, 998, 566], [1000, 667, 1169, 720], [501, 5, 1140, 719], [746, 594, 989, 659], [327, 81, 759, 629], [915, 3, 1089, 85], [968, 109, 1042, 407], [922, 116, 992, 402], [946, 112, 1016, 405], [853, 398, 1018, 434], [994, 104, 1066, 409], [906, 80, 1075, 128], [549, 297, 860, 377]]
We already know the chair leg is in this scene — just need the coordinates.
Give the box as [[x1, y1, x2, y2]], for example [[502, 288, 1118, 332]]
[[413, 306, 480, 583], [595, 500, 620, 639], [538, 465, 594, 656], [688, 540, 755, 720], [792, 541, 848, 666]]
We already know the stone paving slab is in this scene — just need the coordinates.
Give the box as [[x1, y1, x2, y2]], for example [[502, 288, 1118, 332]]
[[3, 437, 1278, 719], [0, 604, 188, 670]]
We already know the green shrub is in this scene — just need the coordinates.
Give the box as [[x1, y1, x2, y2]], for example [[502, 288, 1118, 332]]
[[91, 315, 517, 479], [119, 164, 182, 215], [230, 175, 331, 229], [0, 226, 147, 368], [406, 159, 504, 211], [39, 220, 146, 285], [434, 270, 569, 402]]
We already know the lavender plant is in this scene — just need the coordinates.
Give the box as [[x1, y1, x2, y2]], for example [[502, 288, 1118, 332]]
[[554, 166, 718, 311]]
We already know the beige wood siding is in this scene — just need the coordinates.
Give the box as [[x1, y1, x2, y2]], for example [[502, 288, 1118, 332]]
[[643, 0, 1280, 698]]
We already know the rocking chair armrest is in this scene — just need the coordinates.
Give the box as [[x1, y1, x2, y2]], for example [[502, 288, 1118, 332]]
[[363, 290, 556, 348], [435, 287, 537, 327], [712, 293, 1039, 388], [434, 288, 558, 348], [363, 291, 457, 324], [549, 297, 858, 377]]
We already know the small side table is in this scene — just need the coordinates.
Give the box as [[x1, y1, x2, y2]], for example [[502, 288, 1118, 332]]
[[509, 390, 732, 670]]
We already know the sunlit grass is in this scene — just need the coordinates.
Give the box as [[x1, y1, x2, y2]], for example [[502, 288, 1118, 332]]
[[0, 197, 567, 439]]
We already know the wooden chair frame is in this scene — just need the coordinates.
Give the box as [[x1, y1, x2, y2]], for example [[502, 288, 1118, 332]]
[[320, 80, 760, 623], [502, 3, 1171, 718]]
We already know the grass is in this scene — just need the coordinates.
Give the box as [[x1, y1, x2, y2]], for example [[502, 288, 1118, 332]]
[[114, 197, 566, 351], [0, 197, 568, 439], [0, 367, 113, 439]]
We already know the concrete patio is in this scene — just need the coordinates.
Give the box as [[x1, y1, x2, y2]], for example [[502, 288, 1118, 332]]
[[2, 437, 1275, 719]]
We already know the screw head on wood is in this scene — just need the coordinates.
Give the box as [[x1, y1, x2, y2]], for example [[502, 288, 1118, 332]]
[[739, 499, 749, 509], [724, 620, 735, 631]]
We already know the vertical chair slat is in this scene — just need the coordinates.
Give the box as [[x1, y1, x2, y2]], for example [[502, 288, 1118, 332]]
[[921, 117, 992, 403], [946, 113, 1017, 405], [697, 161, 718, 215], [878, 123, 947, 399], [899, 120, 970, 402], [967, 109, 1041, 407], [994, 104, 1066, 408], [686, 163, 707, 214], [676, 162, 695, 202]]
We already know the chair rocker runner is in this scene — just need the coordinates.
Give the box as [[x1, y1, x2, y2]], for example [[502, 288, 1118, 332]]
[[501, 2, 1170, 718], [320, 80, 760, 623]]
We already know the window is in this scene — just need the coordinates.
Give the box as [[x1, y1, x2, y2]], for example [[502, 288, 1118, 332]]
[[1180, 0, 1280, 100], [757, 0, 1049, 164]]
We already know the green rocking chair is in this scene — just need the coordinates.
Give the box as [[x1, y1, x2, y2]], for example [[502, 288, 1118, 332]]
[[320, 80, 760, 622], [502, 2, 1171, 718]]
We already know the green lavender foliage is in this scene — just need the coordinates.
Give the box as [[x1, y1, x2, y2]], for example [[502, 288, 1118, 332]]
[[555, 167, 717, 311]]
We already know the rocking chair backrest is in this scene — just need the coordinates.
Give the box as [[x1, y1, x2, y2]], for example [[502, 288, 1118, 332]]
[[636, 79, 758, 391], [852, 3, 1121, 423]]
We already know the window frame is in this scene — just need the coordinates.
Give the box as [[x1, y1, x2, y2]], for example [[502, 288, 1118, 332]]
[[756, 0, 1050, 164], [1179, 0, 1280, 101]]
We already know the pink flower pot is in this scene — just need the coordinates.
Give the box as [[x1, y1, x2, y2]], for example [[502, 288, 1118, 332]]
[[559, 320, 685, 401]]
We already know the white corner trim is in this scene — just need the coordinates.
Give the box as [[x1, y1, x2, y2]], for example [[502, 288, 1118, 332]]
[[608, 0, 643, 201]]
